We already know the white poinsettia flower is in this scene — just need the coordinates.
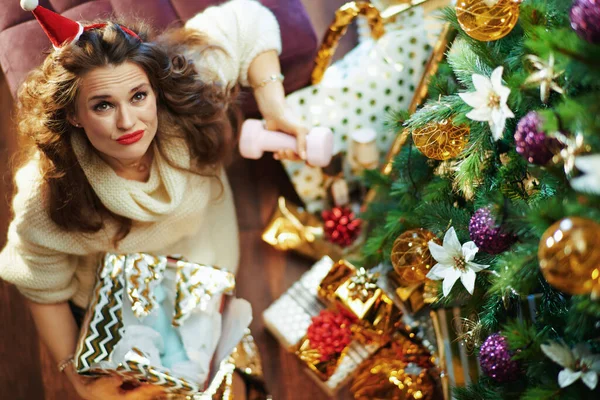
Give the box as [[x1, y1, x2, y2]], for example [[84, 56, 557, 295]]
[[425, 227, 490, 297], [541, 341, 600, 390], [570, 154, 600, 195], [459, 66, 515, 141]]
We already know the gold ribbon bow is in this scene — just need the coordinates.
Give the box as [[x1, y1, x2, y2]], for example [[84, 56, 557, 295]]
[[172, 259, 236, 327], [103, 253, 235, 326], [262, 197, 344, 261], [124, 253, 168, 320]]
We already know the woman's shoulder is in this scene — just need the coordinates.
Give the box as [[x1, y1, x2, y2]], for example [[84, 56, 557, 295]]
[[11, 155, 48, 220]]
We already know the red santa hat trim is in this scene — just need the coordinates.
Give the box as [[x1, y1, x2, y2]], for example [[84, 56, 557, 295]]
[[20, 0, 140, 49]]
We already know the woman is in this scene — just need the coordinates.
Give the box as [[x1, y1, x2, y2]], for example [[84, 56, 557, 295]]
[[0, 0, 306, 398]]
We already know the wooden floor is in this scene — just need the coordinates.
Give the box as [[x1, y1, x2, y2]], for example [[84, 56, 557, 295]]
[[0, 1, 357, 399]]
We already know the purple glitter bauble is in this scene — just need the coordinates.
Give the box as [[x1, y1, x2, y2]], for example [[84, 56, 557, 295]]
[[469, 207, 515, 254], [514, 112, 558, 166], [570, 0, 600, 44], [479, 333, 520, 383]]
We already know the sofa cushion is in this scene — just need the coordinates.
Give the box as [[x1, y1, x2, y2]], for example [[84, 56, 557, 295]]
[[0, 0, 317, 115]]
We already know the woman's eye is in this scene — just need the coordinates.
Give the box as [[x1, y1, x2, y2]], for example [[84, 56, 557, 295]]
[[93, 102, 112, 112], [133, 91, 147, 102]]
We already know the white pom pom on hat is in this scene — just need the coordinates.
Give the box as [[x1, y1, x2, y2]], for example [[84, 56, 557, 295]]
[[20, 0, 39, 12]]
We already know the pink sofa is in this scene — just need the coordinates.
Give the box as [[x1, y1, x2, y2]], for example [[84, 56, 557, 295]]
[[0, 0, 318, 115]]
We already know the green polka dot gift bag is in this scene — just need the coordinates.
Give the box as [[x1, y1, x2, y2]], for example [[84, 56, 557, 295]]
[[282, 1, 447, 213]]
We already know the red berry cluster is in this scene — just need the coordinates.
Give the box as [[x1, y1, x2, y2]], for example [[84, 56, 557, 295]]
[[322, 206, 362, 248], [306, 309, 355, 362]]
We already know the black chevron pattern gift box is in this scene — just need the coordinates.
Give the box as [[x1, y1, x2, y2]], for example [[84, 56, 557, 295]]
[[74, 253, 251, 398]]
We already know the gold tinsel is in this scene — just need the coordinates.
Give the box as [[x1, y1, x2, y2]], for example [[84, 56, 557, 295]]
[[455, 0, 521, 42], [351, 338, 436, 400], [412, 119, 470, 160], [538, 217, 600, 297]]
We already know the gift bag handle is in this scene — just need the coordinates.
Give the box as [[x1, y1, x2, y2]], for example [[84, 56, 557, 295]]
[[311, 1, 384, 85]]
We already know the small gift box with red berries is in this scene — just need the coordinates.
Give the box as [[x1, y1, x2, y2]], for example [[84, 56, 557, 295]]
[[261, 196, 364, 262], [263, 257, 405, 395]]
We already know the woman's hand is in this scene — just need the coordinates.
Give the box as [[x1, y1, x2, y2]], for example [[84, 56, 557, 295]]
[[263, 106, 309, 162], [66, 367, 165, 400], [67, 369, 122, 400]]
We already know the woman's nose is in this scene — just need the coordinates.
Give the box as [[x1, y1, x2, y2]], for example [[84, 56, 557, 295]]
[[116, 105, 136, 130]]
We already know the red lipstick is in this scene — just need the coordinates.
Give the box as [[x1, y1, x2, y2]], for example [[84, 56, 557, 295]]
[[117, 130, 144, 145]]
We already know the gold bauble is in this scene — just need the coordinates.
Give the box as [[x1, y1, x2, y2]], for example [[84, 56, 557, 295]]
[[538, 217, 600, 296], [390, 229, 440, 285], [412, 119, 469, 160], [456, 0, 521, 42]]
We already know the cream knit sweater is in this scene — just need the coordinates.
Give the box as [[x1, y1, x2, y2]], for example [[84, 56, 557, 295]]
[[0, 0, 281, 307]]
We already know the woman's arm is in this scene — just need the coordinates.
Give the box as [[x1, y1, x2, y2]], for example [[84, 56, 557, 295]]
[[27, 300, 122, 399], [184, 0, 308, 159], [27, 300, 164, 400], [27, 300, 79, 365], [248, 50, 308, 160]]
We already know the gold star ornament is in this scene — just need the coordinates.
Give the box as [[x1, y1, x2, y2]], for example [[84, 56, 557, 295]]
[[524, 53, 564, 104]]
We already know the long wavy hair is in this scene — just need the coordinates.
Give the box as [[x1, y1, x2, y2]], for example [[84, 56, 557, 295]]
[[15, 20, 241, 245]]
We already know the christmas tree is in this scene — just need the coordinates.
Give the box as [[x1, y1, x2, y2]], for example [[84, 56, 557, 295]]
[[361, 0, 600, 398]]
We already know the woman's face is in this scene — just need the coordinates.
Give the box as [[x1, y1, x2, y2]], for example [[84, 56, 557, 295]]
[[70, 62, 158, 164]]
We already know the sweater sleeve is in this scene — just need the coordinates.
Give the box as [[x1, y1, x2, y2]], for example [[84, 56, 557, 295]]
[[0, 160, 79, 304], [184, 0, 282, 87]]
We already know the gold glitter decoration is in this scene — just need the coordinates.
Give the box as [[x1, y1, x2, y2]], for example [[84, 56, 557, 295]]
[[391, 229, 440, 285], [351, 342, 435, 400], [538, 217, 600, 297], [456, 0, 521, 42], [412, 119, 470, 160], [452, 314, 483, 355]]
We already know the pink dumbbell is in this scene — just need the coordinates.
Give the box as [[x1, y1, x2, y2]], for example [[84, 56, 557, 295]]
[[239, 119, 334, 167]]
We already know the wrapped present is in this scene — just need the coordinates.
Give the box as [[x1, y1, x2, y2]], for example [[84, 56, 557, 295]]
[[350, 333, 440, 400], [262, 196, 364, 262], [74, 253, 256, 399], [263, 256, 408, 396], [429, 306, 482, 393], [317, 260, 404, 345]]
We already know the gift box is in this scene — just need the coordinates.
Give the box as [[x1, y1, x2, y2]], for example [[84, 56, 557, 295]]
[[263, 256, 407, 396], [350, 332, 441, 400], [262, 196, 363, 262], [74, 253, 253, 398]]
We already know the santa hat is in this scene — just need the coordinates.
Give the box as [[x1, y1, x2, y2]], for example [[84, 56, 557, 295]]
[[20, 0, 140, 49]]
